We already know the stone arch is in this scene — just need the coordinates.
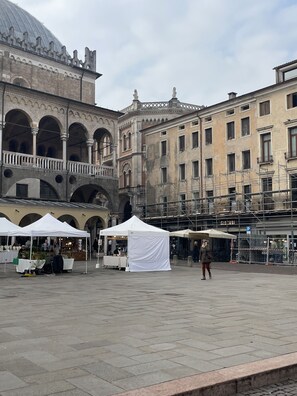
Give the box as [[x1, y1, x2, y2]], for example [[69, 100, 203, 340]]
[[12, 76, 30, 88], [4, 109, 33, 154], [68, 122, 88, 163], [93, 127, 114, 167], [70, 184, 113, 211], [38, 116, 62, 159], [122, 162, 132, 188]]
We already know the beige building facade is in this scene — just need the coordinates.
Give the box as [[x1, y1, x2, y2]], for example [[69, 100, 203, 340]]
[[142, 60, 297, 246]]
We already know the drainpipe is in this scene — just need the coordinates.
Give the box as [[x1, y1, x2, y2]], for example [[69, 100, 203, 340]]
[[197, 113, 203, 199]]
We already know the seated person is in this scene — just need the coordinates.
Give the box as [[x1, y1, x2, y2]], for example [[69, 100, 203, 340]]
[[113, 247, 119, 255]]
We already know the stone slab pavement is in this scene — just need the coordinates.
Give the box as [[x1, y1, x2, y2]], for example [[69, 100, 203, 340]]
[[0, 259, 297, 395]]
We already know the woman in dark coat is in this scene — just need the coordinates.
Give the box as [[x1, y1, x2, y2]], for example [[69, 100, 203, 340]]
[[199, 240, 212, 280]]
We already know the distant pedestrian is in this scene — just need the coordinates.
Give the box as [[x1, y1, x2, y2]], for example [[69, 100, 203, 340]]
[[192, 241, 199, 263], [93, 238, 98, 253], [199, 240, 212, 280]]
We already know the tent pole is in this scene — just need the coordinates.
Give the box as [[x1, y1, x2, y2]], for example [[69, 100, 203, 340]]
[[85, 237, 88, 274], [29, 236, 33, 260], [96, 232, 100, 268]]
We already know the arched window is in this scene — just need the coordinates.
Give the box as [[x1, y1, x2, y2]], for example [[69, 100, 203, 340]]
[[19, 142, 28, 154], [37, 145, 46, 156], [127, 132, 131, 149], [123, 134, 127, 151], [9, 139, 18, 152]]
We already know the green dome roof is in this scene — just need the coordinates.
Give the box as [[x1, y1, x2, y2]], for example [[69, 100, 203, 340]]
[[0, 0, 64, 51]]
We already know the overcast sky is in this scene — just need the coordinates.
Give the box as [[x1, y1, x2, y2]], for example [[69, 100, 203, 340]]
[[15, 0, 297, 111]]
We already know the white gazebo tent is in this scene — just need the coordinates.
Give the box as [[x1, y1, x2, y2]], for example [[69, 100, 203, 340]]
[[0, 217, 24, 236], [100, 215, 171, 272], [10, 213, 90, 270], [0, 218, 24, 266]]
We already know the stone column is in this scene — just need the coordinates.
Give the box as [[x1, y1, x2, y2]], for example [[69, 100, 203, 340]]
[[61, 134, 67, 170], [0, 122, 5, 164], [32, 127, 38, 165], [87, 139, 94, 164], [112, 143, 117, 177]]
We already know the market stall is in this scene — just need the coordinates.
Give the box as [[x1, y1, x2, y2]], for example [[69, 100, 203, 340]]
[[10, 213, 90, 272], [100, 216, 170, 272]]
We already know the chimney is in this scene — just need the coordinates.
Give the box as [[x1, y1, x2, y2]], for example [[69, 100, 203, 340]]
[[228, 92, 237, 100]]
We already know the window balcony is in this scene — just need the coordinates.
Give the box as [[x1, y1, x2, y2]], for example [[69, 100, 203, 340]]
[[284, 152, 297, 161], [257, 155, 273, 164]]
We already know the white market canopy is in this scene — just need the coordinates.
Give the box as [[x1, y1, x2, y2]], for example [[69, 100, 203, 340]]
[[170, 228, 236, 240], [0, 217, 24, 236], [100, 216, 171, 272], [100, 215, 168, 236], [10, 213, 90, 238]]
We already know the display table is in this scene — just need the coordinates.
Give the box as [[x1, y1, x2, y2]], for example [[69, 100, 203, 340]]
[[63, 258, 74, 271], [103, 255, 128, 269], [16, 259, 45, 273], [0, 250, 18, 263]]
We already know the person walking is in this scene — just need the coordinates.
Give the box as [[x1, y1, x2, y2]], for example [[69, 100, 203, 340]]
[[199, 240, 212, 280], [192, 241, 199, 263]]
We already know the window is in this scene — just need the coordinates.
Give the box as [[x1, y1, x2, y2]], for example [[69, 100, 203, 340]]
[[179, 194, 186, 213], [161, 196, 168, 215], [206, 190, 214, 213], [287, 92, 297, 109], [241, 117, 250, 136], [289, 127, 297, 157], [241, 104, 250, 111], [179, 135, 185, 151], [123, 134, 127, 151], [205, 158, 213, 176], [242, 150, 251, 169], [259, 100, 270, 116], [16, 183, 28, 198], [229, 187, 236, 210], [123, 169, 131, 188], [261, 133, 271, 162], [205, 128, 212, 144], [192, 160, 199, 178], [127, 133, 131, 149], [205, 116, 212, 122], [262, 177, 273, 210], [161, 130, 167, 136], [226, 109, 234, 115], [161, 167, 167, 183], [40, 181, 59, 200], [192, 120, 198, 126], [192, 131, 199, 148], [243, 184, 252, 211], [179, 125, 185, 130], [179, 164, 186, 180], [227, 121, 235, 140], [291, 174, 297, 208], [192, 191, 200, 212], [161, 140, 167, 156], [227, 153, 235, 173]]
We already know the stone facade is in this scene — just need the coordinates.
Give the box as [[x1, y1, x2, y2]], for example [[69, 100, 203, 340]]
[[117, 89, 203, 221], [0, 1, 121, 241]]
